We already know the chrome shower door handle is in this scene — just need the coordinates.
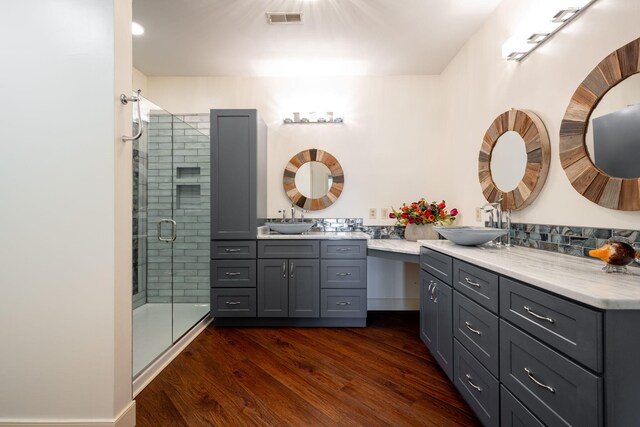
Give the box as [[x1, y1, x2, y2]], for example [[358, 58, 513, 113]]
[[158, 219, 177, 242]]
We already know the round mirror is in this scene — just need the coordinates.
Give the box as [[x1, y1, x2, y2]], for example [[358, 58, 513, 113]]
[[283, 149, 344, 210], [478, 109, 550, 210], [294, 161, 334, 198], [584, 73, 640, 179], [560, 37, 640, 210], [490, 131, 528, 192]]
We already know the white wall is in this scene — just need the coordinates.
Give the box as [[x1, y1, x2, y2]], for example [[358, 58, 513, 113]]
[[439, 0, 640, 229], [146, 75, 444, 225], [0, 1, 133, 424], [133, 67, 148, 95]]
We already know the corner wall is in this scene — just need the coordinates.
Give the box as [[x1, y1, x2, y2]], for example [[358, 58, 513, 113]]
[[439, 0, 640, 229], [0, 0, 134, 424]]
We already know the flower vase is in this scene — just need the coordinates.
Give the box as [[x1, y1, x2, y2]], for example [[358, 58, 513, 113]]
[[404, 223, 438, 242]]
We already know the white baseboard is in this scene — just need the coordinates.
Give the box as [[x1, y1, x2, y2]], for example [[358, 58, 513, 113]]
[[367, 298, 419, 311], [0, 401, 136, 427], [133, 314, 212, 397]]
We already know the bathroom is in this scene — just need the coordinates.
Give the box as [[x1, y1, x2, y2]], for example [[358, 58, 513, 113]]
[[1, 0, 640, 426]]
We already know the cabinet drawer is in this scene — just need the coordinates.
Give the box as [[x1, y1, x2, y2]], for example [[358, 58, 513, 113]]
[[500, 321, 602, 427], [453, 291, 499, 377], [453, 339, 500, 427], [211, 260, 256, 288], [258, 240, 320, 258], [211, 241, 256, 259], [500, 277, 602, 372], [500, 386, 545, 427], [321, 289, 367, 318], [453, 259, 499, 313], [420, 247, 453, 285], [321, 260, 367, 288], [211, 288, 256, 317], [321, 240, 367, 259]]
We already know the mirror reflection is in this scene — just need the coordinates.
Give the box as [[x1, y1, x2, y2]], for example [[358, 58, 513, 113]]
[[490, 130, 527, 192], [585, 73, 640, 179], [295, 161, 333, 198]]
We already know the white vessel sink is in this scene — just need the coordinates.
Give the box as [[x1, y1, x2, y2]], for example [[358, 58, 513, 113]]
[[433, 226, 508, 246], [267, 221, 316, 234]]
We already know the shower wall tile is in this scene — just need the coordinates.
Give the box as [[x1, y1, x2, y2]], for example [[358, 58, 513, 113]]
[[145, 113, 211, 304]]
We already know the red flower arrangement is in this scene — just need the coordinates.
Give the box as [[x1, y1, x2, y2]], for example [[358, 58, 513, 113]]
[[390, 199, 458, 226]]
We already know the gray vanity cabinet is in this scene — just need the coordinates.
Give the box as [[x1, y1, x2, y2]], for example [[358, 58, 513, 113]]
[[257, 258, 320, 318], [210, 109, 266, 240], [420, 248, 454, 381]]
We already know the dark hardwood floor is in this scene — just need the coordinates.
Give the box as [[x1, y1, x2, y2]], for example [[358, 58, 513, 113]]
[[136, 311, 481, 426]]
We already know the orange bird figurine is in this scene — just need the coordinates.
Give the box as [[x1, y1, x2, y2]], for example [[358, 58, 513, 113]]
[[589, 239, 640, 273]]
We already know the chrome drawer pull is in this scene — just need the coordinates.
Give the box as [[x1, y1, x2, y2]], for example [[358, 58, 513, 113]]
[[523, 306, 555, 323], [336, 248, 352, 252], [465, 374, 482, 392], [427, 282, 433, 299], [465, 321, 482, 336], [335, 301, 351, 306], [282, 261, 287, 278], [464, 277, 481, 287], [225, 248, 241, 253], [524, 368, 555, 393], [225, 272, 241, 277], [225, 301, 241, 306], [431, 285, 438, 303], [335, 272, 352, 277], [290, 261, 295, 278]]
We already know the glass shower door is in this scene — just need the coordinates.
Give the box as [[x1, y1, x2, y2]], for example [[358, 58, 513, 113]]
[[132, 97, 210, 377]]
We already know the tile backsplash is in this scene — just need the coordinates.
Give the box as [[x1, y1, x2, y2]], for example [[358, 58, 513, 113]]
[[493, 222, 640, 267]]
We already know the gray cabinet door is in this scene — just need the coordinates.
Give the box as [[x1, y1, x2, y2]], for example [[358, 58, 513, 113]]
[[210, 288, 256, 317], [288, 259, 320, 318], [211, 260, 256, 288], [420, 269, 436, 350], [434, 282, 453, 380], [258, 240, 320, 259], [257, 259, 288, 317], [420, 269, 453, 380], [211, 110, 261, 240], [420, 247, 453, 285], [320, 260, 367, 289]]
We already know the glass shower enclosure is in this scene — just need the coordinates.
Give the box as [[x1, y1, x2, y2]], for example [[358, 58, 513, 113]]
[[132, 95, 210, 377]]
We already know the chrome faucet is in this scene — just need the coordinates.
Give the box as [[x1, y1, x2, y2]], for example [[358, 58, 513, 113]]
[[278, 209, 286, 222], [291, 204, 297, 222], [505, 209, 512, 247], [496, 192, 503, 230]]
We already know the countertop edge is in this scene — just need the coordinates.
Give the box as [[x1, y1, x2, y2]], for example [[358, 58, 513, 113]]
[[419, 240, 640, 310]]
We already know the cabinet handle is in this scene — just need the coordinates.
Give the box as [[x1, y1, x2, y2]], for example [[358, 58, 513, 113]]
[[431, 285, 438, 303], [465, 374, 483, 392], [464, 321, 482, 336], [335, 272, 352, 277], [427, 282, 433, 299], [282, 261, 287, 278], [225, 301, 241, 306], [523, 306, 555, 323], [225, 272, 241, 277], [290, 261, 295, 278], [464, 277, 481, 287], [225, 248, 241, 253], [524, 368, 555, 393], [335, 301, 351, 306], [336, 248, 351, 252]]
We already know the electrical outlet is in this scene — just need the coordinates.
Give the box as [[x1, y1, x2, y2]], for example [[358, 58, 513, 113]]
[[381, 207, 389, 218], [476, 207, 482, 222], [369, 208, 377, 219]]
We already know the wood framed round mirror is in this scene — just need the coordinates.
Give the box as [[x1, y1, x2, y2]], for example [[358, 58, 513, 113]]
[[478, 108, 551, 210], [283, 149, 344, 210], [560, 37, 640, 210]]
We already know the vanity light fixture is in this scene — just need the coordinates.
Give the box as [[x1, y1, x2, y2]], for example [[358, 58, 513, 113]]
[[502, 0, 598, 61], [283, 112, 344, 124]]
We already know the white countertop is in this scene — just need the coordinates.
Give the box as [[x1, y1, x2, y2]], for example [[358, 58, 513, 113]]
[[367, 239, 421, 255], [419, 240, 640, 310], [257, 231, 370, 240]]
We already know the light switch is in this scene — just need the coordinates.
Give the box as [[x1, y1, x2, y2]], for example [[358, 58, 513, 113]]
[[369, 208, 377, 219], [381, 208, 389, 218]]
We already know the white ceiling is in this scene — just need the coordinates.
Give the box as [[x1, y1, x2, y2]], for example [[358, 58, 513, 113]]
[[133, 0, 502, 77]]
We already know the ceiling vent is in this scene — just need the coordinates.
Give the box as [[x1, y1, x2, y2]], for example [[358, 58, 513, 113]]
[[266, 12, 303, 24]]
